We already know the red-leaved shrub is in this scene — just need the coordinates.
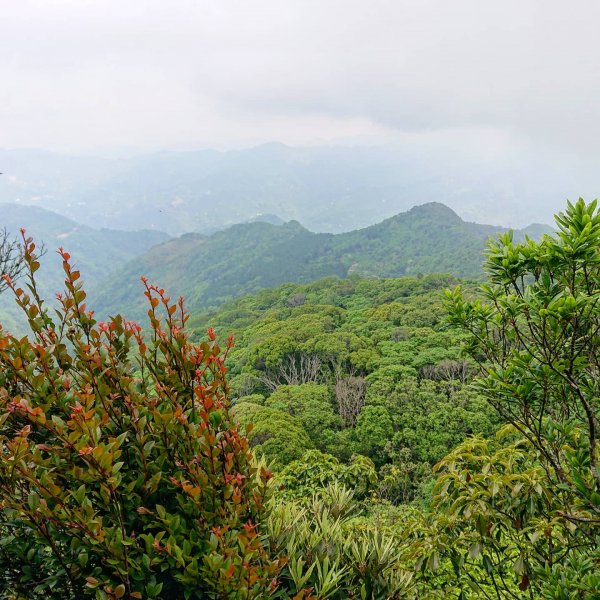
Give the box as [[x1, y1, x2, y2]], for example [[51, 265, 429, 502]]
[[0, 234, 283, 599]]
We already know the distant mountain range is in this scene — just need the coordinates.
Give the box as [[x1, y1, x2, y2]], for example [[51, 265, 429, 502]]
[[0, 143, 567, 235], [90, 202, 553, 321]]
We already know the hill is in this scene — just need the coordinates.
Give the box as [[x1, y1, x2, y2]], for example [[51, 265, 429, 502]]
[[185, 274, 498, 500], [91, 202, 552, 320], [0, 203, 170, 329]]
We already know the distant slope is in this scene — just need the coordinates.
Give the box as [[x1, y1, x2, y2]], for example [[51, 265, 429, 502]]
[[92, 202, 552, 320], [0, 203, 170, 329], [91, 220, 345, 319]]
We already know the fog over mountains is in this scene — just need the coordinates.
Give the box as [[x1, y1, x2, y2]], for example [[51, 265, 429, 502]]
[[0, 140, 578, 329], [0, 142, 580, 236]]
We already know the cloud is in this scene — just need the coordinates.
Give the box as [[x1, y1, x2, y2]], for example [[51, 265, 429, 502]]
[[1, 0, 600, 155]]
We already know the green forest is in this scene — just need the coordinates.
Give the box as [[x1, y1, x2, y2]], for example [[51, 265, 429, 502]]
[[0, 199, 598, 599], [91, 202, 551, 322]]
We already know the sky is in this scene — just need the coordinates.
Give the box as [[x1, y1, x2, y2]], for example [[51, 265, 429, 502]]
[[1, 0, 600, 161]]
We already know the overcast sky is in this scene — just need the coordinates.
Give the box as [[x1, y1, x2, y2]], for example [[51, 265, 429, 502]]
[[2, 0, 600, 158]]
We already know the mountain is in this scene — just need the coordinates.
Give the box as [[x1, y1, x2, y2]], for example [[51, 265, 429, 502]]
[[91, 202, 553, 321], [0, 203, 170, 329], [0, 144, 566, 235], [200, 213, 286, 236]]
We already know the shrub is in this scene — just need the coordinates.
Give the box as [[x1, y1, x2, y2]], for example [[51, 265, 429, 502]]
[[276, 450, 377, 501], [0, 235, 282, 599], [267, 484, 417, 599]]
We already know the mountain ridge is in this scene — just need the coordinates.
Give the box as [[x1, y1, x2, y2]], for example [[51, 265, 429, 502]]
[[90, 202, 553, 320], [0, 203, 171, 330]]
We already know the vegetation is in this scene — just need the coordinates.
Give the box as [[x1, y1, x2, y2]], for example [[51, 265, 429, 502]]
[[0, 235, 281, 599], [0, 203, 169, 331], [93, 203, 550, 321], [442, 198, 600, 596], [190, 274, 499, 503], [0, 226, 29, 294], [0, 199, 598, 599], [266, 483, 417, 599]]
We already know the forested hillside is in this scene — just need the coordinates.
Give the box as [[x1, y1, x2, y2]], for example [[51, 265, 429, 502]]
[[3, 0, 599, 596], [0, 203, 169, 329], [190, 274, 499, 502], [92, 202, 550, 320], [0, 200, 597, 599]]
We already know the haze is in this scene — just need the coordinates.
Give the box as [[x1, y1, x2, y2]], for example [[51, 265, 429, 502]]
[[1, 0, 599, 227]]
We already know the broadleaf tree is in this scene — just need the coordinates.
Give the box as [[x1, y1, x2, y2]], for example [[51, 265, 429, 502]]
[[444, 198, 600, 596]]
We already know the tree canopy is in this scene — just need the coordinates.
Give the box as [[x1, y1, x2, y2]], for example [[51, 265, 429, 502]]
[[1, 199, 599, 599]]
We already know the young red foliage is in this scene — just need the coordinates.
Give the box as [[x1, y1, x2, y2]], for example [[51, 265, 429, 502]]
[[0, 232, 283, 599]]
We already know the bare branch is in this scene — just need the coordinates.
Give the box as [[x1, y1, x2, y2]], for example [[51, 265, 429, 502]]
[[261, 352, 324, 391], [335, 375, 366, 427], [0, 228, 46, 294]]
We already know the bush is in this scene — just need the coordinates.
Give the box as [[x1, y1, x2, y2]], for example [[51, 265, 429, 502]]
[[267, 484, 417, 599], [232, 402, 314, 467], [276, 450, 377, 501], [0, 236, 282, 599], [442, 199, 600, 596]]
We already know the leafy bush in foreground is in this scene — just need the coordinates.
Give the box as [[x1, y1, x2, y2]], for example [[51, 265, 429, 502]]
[[444, 198, 600, 596], [0, 235, 282, 599], [267, 483, 417, 600]]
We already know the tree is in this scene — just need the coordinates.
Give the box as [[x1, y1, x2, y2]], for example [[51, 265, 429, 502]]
[[432, 432, 600, 598], [275, 450, 377, 501], [232, 402, 314, 466], [335, 376, 366, 427], [0, 227, 26, 294], [265, 384, 342, 450], [444, 198, 600, 596], [261, 353, 324, 391], [0, 236, 282, 599], [354, 405, 394, 465]]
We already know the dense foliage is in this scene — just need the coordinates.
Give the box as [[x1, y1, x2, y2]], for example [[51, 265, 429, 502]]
[[443, 198, 600, 596], [0, 199, 598, 599], [0, 235, 281, 599], [191, 275, 499, 502], [93, 203, 549, 322]]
